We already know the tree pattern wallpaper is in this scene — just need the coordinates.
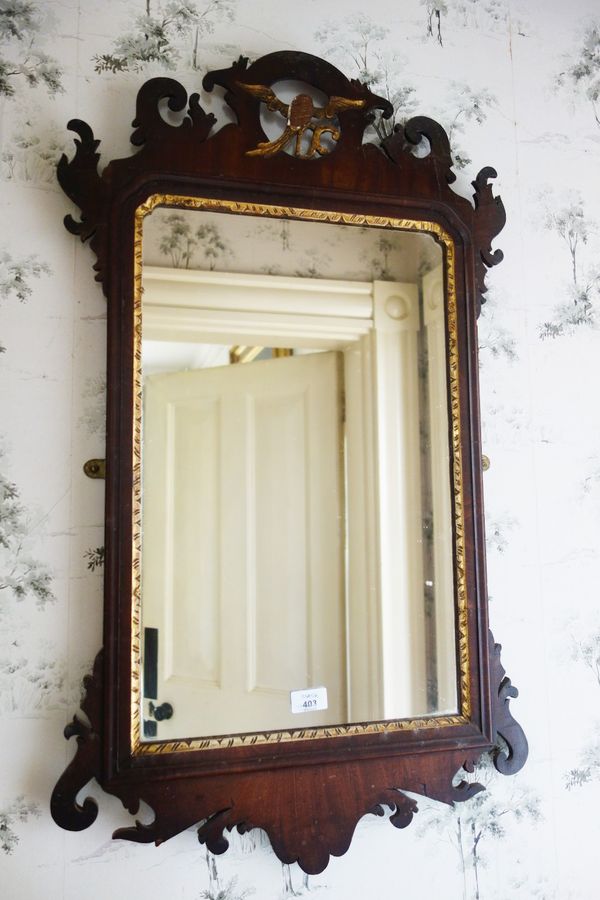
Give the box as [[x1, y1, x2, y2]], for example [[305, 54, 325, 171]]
[[1, 0, 599, 897]]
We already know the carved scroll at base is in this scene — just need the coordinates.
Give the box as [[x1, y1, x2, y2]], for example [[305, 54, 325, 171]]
[[107, 747, 489, 874], [51, 632, 527, 873], [50, 650, 103, 831]]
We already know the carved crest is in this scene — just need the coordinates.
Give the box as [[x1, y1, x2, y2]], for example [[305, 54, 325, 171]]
[[237, 82, 368, 158]]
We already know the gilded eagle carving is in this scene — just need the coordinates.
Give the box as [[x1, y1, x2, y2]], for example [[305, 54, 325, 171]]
[[237, 82, 366, 158]]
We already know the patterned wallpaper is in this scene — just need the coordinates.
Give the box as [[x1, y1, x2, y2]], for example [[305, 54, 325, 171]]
[[1, 1, 600, 897]]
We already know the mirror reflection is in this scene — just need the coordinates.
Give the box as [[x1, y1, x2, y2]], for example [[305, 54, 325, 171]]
[[139, 205, 457, 742]]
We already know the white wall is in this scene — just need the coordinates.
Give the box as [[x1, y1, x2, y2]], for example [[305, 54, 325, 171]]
[[1, 1, 600, 897]]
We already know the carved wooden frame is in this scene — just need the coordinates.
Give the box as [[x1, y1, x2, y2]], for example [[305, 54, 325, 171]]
[[50, 50, 527, 874]]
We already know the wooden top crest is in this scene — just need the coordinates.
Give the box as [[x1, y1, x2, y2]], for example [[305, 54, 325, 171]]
[[57, 50, 505, 314]]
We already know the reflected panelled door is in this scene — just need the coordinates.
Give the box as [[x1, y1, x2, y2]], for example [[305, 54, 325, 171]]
[[51, 49, 528, 875], [142, 351, 347, 738]]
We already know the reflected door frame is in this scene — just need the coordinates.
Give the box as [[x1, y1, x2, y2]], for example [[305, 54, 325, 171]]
[[142, 265, 447, 720]]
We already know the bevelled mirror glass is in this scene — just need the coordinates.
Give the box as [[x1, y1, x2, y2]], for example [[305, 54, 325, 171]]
[[137, 204, 457, 745]]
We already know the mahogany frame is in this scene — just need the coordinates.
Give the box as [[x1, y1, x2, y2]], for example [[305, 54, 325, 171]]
[[50, 50, 527, 874]]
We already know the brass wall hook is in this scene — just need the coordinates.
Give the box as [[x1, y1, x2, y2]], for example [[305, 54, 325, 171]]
[[84, 459, 105, 479]]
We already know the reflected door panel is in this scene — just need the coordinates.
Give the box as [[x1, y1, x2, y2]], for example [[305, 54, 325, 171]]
[[142, 351, 346, 738]]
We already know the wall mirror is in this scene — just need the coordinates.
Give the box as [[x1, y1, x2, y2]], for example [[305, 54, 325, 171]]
[[50, 50, 527, 874]]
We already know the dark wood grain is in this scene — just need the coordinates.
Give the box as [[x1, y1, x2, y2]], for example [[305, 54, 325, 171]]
[[50, 50, 527, 874]]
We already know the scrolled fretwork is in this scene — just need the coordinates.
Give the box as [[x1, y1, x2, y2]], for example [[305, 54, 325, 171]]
[[202, 50, 392, 156], [50, 650, 103, 831], [130, 77, 216, 147], [489, 632, 529, 776], [472, 166, 506, 312], [383, 115, 456, 185]]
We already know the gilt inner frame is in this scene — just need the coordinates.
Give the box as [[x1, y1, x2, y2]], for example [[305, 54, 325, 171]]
[[130, 193, 470, 756]]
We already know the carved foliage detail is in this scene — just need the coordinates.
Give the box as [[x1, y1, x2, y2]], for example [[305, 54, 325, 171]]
[[130, 77, 216, 147], [472, 167, 506, 312], [50, 650, 103, 831], [56, 120, 109, 292], [57, 120, 102, 240], [382, 115, 457, 185], [489, 631, 529, 775], [383, 129, 505, 315], [369, 789, 419, 832]]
